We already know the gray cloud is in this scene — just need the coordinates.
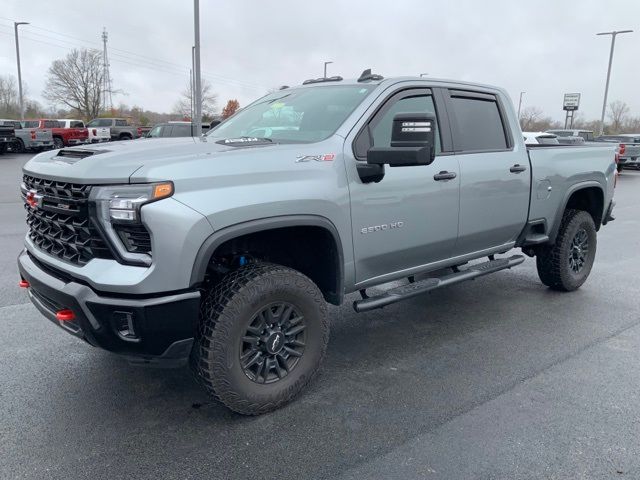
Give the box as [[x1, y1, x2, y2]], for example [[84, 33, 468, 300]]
[[0, 0, 637, 121]]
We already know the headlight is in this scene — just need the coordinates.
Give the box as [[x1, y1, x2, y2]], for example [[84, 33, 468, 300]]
[[90, 182, 173, 266]]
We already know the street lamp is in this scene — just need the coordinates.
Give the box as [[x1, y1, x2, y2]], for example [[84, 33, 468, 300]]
[[323, 61, 333, 79], [596, 30, 633, 135], [193, 0, 202, 137], [14, 21, 29, 121], [517, 91, 525, 120]]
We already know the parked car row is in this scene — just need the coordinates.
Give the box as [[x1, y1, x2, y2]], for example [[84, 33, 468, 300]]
[[522, 128, 640, 172]]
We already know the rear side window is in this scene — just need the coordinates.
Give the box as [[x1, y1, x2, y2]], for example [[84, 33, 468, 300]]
[[70, 121, 84, 128], [449, 94, 508, 151], [115, 119, 128, 127], [579, 131, 594, 141], [170, 124, 193, 137], [21, 121, 39, 128]]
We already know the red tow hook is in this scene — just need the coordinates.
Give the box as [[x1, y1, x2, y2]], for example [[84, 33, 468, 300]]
[[19, 280, 30, 288], [56, 309, 76, 322]]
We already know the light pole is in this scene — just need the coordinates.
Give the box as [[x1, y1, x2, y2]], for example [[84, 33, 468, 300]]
[[14, 21, 29, 121], [517, 91, 525, 121], [323, 61, 333, 79], [596, 30, 633, 135], [193, 0, 202, 137]]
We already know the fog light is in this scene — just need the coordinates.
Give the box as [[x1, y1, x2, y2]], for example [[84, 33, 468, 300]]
[[112, 311, 140, 342]]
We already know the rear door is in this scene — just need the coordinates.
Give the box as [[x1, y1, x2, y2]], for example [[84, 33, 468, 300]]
[[445, 89, 529, 256], [347, 87, 460, 285]]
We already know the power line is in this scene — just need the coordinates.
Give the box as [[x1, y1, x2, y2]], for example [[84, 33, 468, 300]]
[[0, 19, 265, 91]]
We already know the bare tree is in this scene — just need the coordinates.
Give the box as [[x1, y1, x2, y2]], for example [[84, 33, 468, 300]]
[[43, 49, 104, 119], [519, 106, 543, 130], [173, 78, 218, 120], [607, 101, 629, 133], [0, 75, 19, 117]]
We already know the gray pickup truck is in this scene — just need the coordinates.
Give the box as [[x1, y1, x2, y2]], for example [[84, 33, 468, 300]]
[[86, 117, 140, 141], [0, 120, 54, 153], [18, 73, 617, 414]]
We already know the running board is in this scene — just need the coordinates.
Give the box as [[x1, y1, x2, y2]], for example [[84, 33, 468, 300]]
[[353, 255, 525, 313]]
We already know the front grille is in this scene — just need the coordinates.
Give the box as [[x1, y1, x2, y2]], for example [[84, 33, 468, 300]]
[[23, 175, 114, 265]]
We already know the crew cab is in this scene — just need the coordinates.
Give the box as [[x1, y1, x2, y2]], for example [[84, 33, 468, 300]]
[[86, 118, 140, 141], [18, 73, 617, 415], [23, 119, 88, 149]]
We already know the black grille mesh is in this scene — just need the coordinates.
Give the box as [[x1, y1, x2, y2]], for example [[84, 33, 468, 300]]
[[23, 175, 114, 265]]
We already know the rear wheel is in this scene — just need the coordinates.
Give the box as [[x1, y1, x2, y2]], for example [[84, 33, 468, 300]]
[[191, 262, 329, 415], [616, 164, 623, 173], [12, 139, 25, 153], [536, 209, 597, 291], [119, 134, 132, 141]]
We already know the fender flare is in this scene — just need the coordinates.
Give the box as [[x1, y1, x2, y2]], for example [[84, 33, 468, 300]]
[[549, 180, 604, 243], [189, 215, 345, 304]]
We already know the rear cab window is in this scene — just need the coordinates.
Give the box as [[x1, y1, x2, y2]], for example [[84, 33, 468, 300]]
[[447, 90, 510, 152]]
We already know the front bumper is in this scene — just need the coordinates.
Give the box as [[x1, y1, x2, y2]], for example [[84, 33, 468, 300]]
[[18, 249, 200, 365]]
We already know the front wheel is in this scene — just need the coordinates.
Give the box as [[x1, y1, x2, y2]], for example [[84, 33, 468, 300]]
[[617, 164, 623, 173], [191, 262, 329, 415], [53, 137, 64, 149], [536, 209, 597, 291]]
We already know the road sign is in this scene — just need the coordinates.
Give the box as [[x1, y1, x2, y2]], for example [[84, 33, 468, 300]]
[[563, 93, 581, 111]]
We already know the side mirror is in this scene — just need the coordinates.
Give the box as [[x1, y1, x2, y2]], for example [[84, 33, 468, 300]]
[[367, 113, 436, 167]]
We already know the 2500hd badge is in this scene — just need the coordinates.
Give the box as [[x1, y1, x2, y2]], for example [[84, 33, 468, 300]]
[[361, 221, 404, 234]]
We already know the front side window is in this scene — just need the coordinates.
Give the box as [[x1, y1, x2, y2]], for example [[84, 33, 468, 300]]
[[449, 95, 508, 151], [43, 120, 60, 128], [70, 121, 84, 128], [370, 95, 441, 152], [207, 85, 375, 144], [115, 119, 128, 127], [147, 126, 163, 138]]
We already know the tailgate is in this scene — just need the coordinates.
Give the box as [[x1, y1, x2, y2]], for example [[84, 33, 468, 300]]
[[623, 144, 640, 157], [35, 129, 52, 141]]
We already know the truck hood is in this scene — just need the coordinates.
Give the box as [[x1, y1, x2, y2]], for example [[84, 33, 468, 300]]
[[22, 137, 251, 184]]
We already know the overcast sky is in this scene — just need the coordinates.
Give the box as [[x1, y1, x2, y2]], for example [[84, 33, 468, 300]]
[[0, 0, 638, 121]]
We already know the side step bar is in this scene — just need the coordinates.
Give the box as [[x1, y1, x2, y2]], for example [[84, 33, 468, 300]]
[[353, 255, 525, 313]]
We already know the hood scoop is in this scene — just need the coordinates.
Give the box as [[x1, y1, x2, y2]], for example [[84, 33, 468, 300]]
[[55, 148, 109, 163]]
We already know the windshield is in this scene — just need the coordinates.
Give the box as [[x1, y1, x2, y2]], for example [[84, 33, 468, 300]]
[[206, 85, 375, 144]]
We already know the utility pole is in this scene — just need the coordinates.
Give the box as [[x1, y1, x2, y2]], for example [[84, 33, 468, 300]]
[[596, 30, 633, 135], [193, 0, 203, 137], [517, 91, 525, 121], [102, 27, 113, 112], [14, 22, 29, 121], [323, 61, 333, 79]]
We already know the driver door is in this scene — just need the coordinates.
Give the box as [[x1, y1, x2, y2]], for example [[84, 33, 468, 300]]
[[345, 88, 460, 286]]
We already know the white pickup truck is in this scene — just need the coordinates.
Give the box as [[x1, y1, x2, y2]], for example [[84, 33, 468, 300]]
[[84, 119, 111, 143]]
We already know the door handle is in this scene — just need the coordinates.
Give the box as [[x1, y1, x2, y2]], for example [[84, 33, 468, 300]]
[[510, 164, 527, 173], [433, 171, 457, 181]]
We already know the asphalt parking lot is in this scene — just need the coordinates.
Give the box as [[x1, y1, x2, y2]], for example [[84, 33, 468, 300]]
[[1, 151, 639, 480]]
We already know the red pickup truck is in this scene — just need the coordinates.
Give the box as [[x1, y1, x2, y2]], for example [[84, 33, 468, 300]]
[[22, 119, 88, 149]]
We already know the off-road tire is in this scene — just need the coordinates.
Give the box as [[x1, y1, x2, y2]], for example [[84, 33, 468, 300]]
[[191, 262, 329, 415], [536, 209, 597, 291]]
